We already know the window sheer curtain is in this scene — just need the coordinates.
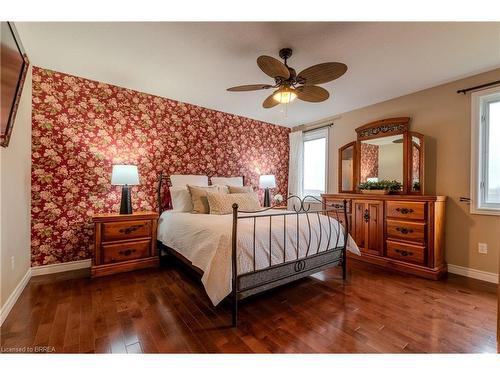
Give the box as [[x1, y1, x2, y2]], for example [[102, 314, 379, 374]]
[[287, 130, 303, 209]]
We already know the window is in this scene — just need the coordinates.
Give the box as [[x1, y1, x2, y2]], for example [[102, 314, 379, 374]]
[[302, 128, 328, 197], [471, 86, 500, 215]]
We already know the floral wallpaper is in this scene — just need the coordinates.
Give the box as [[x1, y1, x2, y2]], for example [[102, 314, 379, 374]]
[[360, 142, 379, 182], [31, 67, 290, 266]]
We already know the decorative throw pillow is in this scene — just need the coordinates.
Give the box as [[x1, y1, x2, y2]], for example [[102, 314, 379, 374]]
[[187, 185, 225, 214], [228, 185, 254, 194], [170, 186, 193, 212], [207, 192, 261, 215]]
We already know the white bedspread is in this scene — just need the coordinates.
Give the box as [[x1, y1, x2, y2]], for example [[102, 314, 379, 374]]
[[157, 209, 360, 305]]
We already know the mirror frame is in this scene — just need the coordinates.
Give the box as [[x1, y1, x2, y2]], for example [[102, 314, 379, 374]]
[[338, 141, 358, 193], [337, 117, 425, 195]]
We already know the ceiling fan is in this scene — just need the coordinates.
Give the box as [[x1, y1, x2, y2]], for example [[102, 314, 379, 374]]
[[227, 48, 347, 108]]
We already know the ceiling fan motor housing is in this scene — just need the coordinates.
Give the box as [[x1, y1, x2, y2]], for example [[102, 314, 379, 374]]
[[279, 48, 293, 62]]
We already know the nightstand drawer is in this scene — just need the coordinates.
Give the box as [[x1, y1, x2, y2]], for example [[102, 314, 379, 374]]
[[102, 239, 151, 264], [102, 220, 151, 242]]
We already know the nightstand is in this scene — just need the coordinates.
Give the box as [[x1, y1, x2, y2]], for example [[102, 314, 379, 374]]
[[91, 211, 159, 277]]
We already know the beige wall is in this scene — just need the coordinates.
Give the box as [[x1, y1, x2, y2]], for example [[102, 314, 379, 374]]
[[325, 68, 500, 274], [0, 67, 32, 309], [377, 143, 403, 182]]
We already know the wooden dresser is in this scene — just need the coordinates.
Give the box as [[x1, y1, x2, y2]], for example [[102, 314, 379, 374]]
[[92, 211, 159, 277], [322, 194, 447, 279]]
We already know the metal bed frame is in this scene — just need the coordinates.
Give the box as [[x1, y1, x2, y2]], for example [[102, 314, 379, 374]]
[[157, 173, 349, 327]]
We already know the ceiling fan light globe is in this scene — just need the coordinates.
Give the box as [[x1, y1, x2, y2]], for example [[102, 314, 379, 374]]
[[272, 89, 297, 104]]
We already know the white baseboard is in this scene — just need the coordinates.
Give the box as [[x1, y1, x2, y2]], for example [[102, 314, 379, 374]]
[[0, 268, 32, 326], [30, 259, 91, 276], [448, 264, 499, 284]]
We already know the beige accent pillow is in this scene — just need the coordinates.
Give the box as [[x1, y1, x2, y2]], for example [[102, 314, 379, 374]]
[[207, 192, 261, 215], [228, 185, 254, 194], [187, 185, 225, 214]]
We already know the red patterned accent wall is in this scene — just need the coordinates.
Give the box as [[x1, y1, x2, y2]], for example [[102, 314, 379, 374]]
[[31, 67, 290, 266]]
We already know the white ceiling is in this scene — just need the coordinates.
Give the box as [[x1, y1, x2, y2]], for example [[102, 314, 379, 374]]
[[15, 22, 500, 127]]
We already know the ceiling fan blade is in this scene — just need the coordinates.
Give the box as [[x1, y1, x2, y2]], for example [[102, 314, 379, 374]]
[[297, 62, 347, 85], [257, 56, 290, 79], [227, 84, 273, 92], [296, 85, 330, 102], [263, 92, 279, 108]]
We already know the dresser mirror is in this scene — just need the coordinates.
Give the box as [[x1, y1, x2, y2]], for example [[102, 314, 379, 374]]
[[338, 117, 425, 194], [359, 134, 404, 186]]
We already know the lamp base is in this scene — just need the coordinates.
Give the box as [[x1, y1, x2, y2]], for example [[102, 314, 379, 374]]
[[263, 188, 271, 207], [119, 185, 133, 214]]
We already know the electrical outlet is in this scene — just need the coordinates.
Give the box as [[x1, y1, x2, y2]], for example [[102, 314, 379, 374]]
[[10, 256, 15, 270], [478, 243, 488, 254]]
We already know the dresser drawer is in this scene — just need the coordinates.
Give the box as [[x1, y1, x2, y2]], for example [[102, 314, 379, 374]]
[[102, 239, 151, 264], [386, 201, 426, 220], [386, 240, 425, 265], [386, 219, 426, 244], [324, 198, 351, 213], [102, 220, 151, 242]]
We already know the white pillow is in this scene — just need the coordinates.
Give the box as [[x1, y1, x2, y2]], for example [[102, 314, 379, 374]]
[[211, 176, 243, 187], [170, 186, 193, 212], [170, 174, 208, 187]]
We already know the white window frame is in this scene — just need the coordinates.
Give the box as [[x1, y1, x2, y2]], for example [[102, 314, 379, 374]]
[[301, 127, 329, 198], [470, 86, 500, 215]]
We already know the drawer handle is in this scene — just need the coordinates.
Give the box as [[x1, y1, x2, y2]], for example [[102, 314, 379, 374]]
[[119, 225, 144, 235], [396, 207, 414, 214], [395, 227, 414, 234], [395, 249, 413, 257], [118, 249, 136, 257]]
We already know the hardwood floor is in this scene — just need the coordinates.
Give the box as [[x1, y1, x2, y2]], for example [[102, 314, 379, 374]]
[[1, 259, 497, 353]]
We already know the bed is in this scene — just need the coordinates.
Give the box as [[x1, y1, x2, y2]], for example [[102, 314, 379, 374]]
[[156, 173, 360, 326]]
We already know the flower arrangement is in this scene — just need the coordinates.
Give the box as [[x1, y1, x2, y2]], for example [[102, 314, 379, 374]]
[[274, 194, 284, 204], [358, 180, 402, 194]]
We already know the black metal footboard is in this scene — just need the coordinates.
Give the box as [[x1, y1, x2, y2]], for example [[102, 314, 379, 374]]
[[231, 196, 349, 327]]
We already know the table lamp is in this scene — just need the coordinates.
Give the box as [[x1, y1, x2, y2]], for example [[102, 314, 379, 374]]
[[259, 174, 276, 207], [111, 164, 139, 214]]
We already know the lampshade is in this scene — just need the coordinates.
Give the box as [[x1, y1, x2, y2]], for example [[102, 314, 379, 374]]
[[259, 174, 276, 189], [111, 165, 139, 185], [272, 88, 297, 104]]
